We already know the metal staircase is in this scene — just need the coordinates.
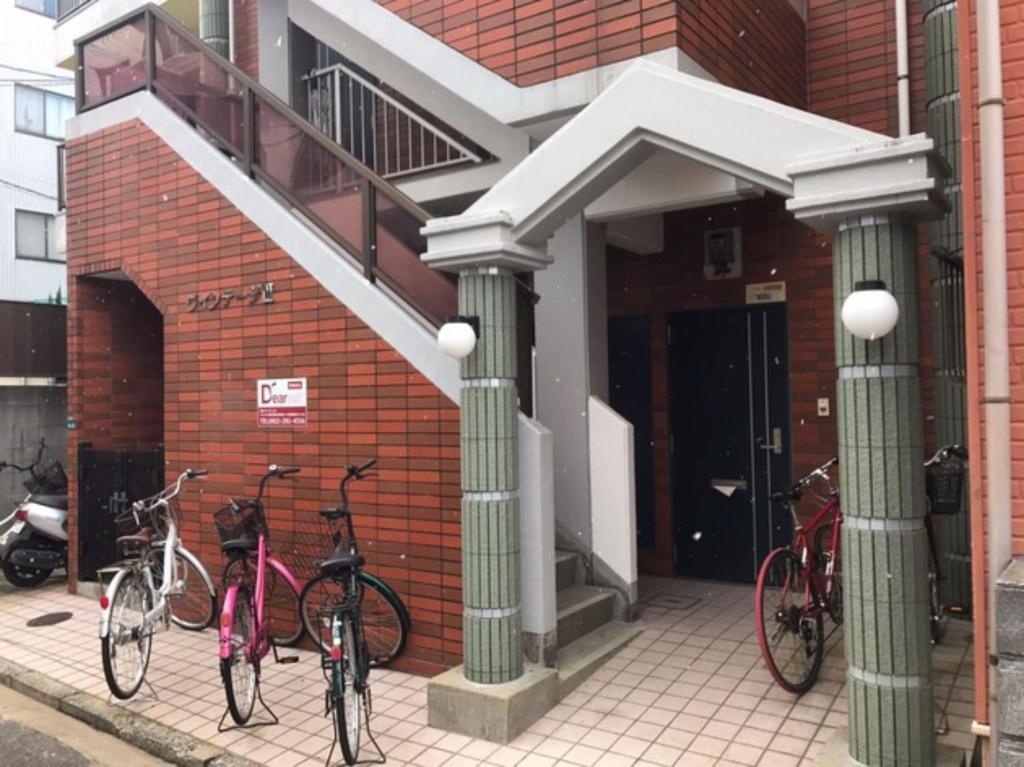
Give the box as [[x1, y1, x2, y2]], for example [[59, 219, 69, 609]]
[[74, 3, 457, 327]]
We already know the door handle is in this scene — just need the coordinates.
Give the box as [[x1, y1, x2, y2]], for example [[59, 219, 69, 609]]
[[759, 427, 783, 455]]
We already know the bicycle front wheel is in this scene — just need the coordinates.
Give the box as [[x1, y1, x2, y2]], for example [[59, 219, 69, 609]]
[[331, 612, 362, 765], [150, 544, 217, 631], [221, 586, 258, 725], [301, 572, 409, 665], [101, 569, 154, 700], [755, 548, 824, 694]]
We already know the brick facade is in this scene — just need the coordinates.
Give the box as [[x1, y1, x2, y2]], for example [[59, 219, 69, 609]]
[[232, 0, 259, 79], [374, 0, 807, 106], [64, 120, 462, 676]]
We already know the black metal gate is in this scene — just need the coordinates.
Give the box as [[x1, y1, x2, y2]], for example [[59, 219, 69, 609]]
[[77, 443, 164, 580]]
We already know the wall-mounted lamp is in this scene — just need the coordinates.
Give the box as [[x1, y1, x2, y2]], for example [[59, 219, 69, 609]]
[[841, 280, 899, 341], [437, 315, 480, 359]]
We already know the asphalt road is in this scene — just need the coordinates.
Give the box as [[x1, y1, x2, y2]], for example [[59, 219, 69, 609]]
[[0, 685, 172, 767]]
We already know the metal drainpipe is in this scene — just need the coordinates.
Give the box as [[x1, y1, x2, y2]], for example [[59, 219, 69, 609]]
[[896, 0, 911, 136], [976, 0, 1012, 761], [199, 0, 231, 58]]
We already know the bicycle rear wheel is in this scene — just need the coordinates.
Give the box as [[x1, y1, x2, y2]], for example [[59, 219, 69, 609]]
[[755, 548, 824, 694], [150, 544, 217, 631], [221, 586, 258, 724], [301, 572, 408, 665], [101, 569, 153, 700], [331, 611, 362, 765]]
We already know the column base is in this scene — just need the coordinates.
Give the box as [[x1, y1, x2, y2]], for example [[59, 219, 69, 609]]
[[427, 664, 558, 743], [814, 727, 967, 767]]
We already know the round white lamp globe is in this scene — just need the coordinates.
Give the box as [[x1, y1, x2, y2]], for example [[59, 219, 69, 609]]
[[438, 319, 478, 359], [841, 280, 900, 341]]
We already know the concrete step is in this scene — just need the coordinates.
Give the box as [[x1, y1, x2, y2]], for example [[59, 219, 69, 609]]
[[555, 550, 578, 591], [556, 584, 616, 649], [557, 620, 643, 698]]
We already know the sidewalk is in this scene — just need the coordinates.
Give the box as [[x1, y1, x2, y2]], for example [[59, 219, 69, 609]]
[[0, 578, 975, 766]]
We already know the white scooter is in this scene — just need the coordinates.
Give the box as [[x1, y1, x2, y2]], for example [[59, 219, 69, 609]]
[[0, 439, 68, 587]]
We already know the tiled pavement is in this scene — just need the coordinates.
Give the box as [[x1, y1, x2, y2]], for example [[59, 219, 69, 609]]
[[0, 576, 975, 766]]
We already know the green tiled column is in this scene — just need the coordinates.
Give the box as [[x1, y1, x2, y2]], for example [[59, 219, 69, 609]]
[[925, 0, 972, 614], [835, 216, 935, 766], [459, 267, 523, 684]]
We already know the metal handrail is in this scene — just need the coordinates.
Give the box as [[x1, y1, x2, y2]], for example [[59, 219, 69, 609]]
[[73, 3, 457, 326], [302, 62, 483, 179]]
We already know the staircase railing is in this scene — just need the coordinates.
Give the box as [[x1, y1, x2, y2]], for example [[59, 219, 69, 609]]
[[302, 63, 484, 180], [73, 3, 457, 326]]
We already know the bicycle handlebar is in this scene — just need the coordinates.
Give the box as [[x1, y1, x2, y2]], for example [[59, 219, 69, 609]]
[[925, 444, 967, 467], [772, 456, 838, 504], [131, 469, 206, 514]]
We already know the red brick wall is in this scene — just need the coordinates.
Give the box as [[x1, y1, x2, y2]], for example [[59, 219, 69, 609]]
[[373, 0, 807, 106], [65, 120, 462, 675], [74, 280, 164, 450], [807, 0, 927, 136], [233, 0, 259, 79]]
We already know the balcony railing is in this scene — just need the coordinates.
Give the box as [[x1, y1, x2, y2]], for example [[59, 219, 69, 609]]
[[303, 64, 485, 180], [57, 0, 93, 21], [74, 4, 457, 326], [57, 143, 66, 211]]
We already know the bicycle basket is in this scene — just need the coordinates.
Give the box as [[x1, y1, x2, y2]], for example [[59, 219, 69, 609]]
[[113, 505, 146, 538], [213, 501, 267, 544], [23, 462, 68, 495], [926, 460, 966, 516], [272, 515, 337, 582]]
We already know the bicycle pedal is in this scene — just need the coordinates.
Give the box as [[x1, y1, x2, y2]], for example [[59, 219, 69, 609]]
[[276, 655, 299, 664]]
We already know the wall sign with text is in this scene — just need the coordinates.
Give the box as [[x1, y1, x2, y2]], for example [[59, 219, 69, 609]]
[[186, 282, 275, 312], [257, 378, 308, 428]]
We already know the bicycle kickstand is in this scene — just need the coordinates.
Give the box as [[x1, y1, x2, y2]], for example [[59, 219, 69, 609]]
[[271, 641, 299, 665]]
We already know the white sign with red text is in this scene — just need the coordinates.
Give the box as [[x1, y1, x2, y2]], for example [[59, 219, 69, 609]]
[[257, 378, 308, 428]]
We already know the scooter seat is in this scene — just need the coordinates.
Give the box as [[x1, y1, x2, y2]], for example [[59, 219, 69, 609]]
[[221, 536, 258, 556], [318, 551, 364, 577], [28, 494, 67, 511], [116, 527, 154, 548]]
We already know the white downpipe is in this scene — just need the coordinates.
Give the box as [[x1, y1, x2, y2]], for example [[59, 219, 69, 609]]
[[227, 0, 235, 63], [978, 0, 1011, 761], [895, 0, 911, 136]]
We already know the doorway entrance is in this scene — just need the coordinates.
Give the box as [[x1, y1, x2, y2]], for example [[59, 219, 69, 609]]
[[668, 304, 791, 583]]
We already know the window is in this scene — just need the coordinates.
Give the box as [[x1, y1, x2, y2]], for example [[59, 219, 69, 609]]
[[15, 84, 73, 140], [15, 210, 62, 262], [15, 0, 56, 18]]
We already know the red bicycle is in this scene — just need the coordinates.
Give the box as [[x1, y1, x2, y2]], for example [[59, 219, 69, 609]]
[[755, 456, 842, 694]]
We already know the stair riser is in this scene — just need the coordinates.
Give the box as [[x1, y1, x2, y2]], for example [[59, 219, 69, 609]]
[[557, 593, 614, 648], [555, 553, 577, 591]]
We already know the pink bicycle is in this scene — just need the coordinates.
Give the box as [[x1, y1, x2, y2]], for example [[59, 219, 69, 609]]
[[216, 465, 305, 725]]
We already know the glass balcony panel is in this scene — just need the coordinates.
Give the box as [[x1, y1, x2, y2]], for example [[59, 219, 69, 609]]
[[254, 96, 364, 252], [81, 16, 146, 107], [375, 195, 456, 322], [153, 18, 246, 153]]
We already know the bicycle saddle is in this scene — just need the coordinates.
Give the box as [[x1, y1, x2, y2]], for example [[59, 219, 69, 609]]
[[318, 551, 365, 577], [116, 526, 154, 548], [220, 535, 258, 555]]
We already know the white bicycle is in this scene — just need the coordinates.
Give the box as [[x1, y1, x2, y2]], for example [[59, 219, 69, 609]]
[[98, 469, 217, 699]]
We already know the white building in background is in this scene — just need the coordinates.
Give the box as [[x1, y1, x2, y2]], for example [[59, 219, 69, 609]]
[[0, 0, 73, 304]]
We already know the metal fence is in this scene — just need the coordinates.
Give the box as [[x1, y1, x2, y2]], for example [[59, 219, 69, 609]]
[[77, 443, 164, 580]]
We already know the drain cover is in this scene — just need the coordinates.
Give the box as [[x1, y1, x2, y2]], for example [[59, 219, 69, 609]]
[[643, 594, 702, 612], [26, 611, 73, 627]]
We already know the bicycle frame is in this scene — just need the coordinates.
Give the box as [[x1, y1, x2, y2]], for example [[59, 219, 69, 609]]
[[790, 495, 842, 613], [99, 500, 178, 640], [218, 530, 304, 663]]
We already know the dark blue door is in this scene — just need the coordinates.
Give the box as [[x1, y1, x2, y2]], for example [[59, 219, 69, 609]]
[[668, 305, 791, 583]]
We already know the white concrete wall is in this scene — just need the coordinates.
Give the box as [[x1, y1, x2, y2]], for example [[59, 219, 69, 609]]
[[1, 3, 72, 303], [588, 396, 638, 605], [519, 415, 556, 661]]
